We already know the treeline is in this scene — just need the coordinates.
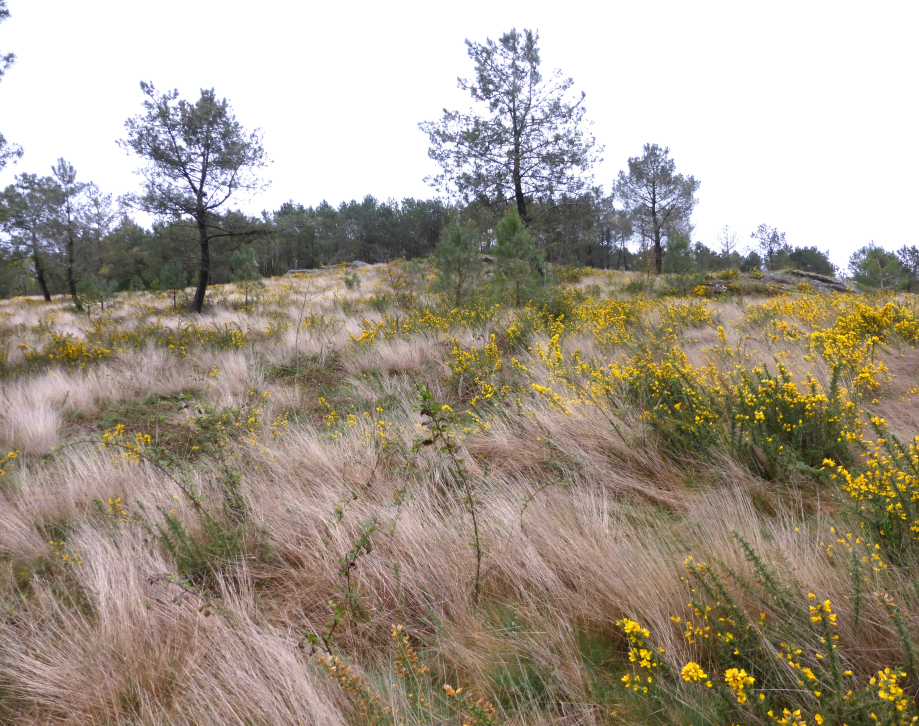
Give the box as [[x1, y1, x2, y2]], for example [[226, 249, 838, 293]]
[[0, 180, 875, 301], [4, 163, 917, 302], [0, 181, 448, 299]]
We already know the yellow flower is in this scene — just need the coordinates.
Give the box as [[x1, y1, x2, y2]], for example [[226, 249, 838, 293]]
[[618, 618, 651, 639], [724, 667, 755, 701], [681, 662, 707, 682]]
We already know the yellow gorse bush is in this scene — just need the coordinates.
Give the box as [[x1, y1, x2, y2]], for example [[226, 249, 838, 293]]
[[351, 302, 500, 346], [0, 449, 17, 477], [319, 625, 496, 726], [13, 315, 262, 373], [517, 314, 858, 470], [828, 417, 919, 559], [617, 616, 663, 695], [449, 334, 506, 404], [626, 538, 919, 725], [26, 333, 112, 369], [100, 424, 150, 464], [730, 363, 857, 477], [723, 667, 755, 704], [749, 295, 919, 378], [681, 662, 708, 683]]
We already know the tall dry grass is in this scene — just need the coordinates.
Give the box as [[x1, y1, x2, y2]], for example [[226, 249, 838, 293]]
[[0, 271, 917, 724]]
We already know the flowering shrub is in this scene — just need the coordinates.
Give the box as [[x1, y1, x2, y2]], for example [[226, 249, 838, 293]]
[[748, 296, 919, 382], [526, 320, 858, 470], [624, 536, 919, 725], [623, 348, 723, 456], [318, 624, 496, 726], [730, 363, 856, 478], [0, 449, 17, 478], [27, 333, 112, 369], [448, 334, 507, 404], [829, 418, 919, 562], [617, 617, 667, 696]]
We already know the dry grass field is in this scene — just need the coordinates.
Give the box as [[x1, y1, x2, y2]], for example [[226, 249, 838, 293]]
[[1, 264, 918, 725]]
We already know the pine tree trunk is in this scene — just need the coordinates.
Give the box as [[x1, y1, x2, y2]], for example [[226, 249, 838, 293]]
[[65, 204, 83, 311], [513, 159, 528, 225], [32, 240, 52, 301], [513, 118, 528, 226], [192, 211, 210, 314], [654, 231, 664, 275]]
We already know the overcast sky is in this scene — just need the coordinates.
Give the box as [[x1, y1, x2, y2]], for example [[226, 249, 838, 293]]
[[1, 0, 916, 268]]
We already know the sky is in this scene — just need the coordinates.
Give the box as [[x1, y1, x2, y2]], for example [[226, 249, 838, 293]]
[[1, 0, 916, 269]]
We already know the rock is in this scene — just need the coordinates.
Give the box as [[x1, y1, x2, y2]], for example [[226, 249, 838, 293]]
[[761, 273, 798, 286], [700, 282, 730, 294], [481, 255, 496, 263], [762, 270, 851, 294], [785, 270, 851, 293], [347, 260, 370, 268]]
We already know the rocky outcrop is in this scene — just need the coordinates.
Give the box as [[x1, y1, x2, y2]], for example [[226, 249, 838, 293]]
[[761, 270, 851, 293]]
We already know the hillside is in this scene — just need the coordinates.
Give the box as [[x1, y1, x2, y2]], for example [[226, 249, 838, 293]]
[[1, 264, 918, 725]]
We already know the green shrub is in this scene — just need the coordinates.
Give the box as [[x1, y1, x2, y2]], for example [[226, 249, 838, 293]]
[[343, 271, 361, 290], [77, 276, 119, 313], [704, 268, 741, 281], [136, 467, 253, 588], [432, 221, 484, 307], [366, 293, 393, 313], [229, 247, 263, 309], [623, 276, 652, 295], [492, 210, 546, 307], [158, 263, 187, 310], [383, 260, 424, 307]]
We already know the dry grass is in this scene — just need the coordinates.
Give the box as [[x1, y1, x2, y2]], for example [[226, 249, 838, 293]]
[[0, 272, 916, 724]]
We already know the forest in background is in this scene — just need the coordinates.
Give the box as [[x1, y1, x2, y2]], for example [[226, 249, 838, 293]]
[[1, 178, 885, 292], [2, 7, 917, 306], [3, 177, 917, 304]]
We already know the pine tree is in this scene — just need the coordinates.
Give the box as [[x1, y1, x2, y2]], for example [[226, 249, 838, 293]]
[[615, 144, 699, 275], [119, 82, 268, 313], [421, 29, 600, 226]]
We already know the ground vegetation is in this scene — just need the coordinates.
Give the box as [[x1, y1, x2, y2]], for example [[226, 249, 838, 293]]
[[0, 261, 917, 724]]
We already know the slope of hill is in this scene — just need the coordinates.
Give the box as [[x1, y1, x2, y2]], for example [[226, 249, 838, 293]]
[[1, 264, 917, 725]]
